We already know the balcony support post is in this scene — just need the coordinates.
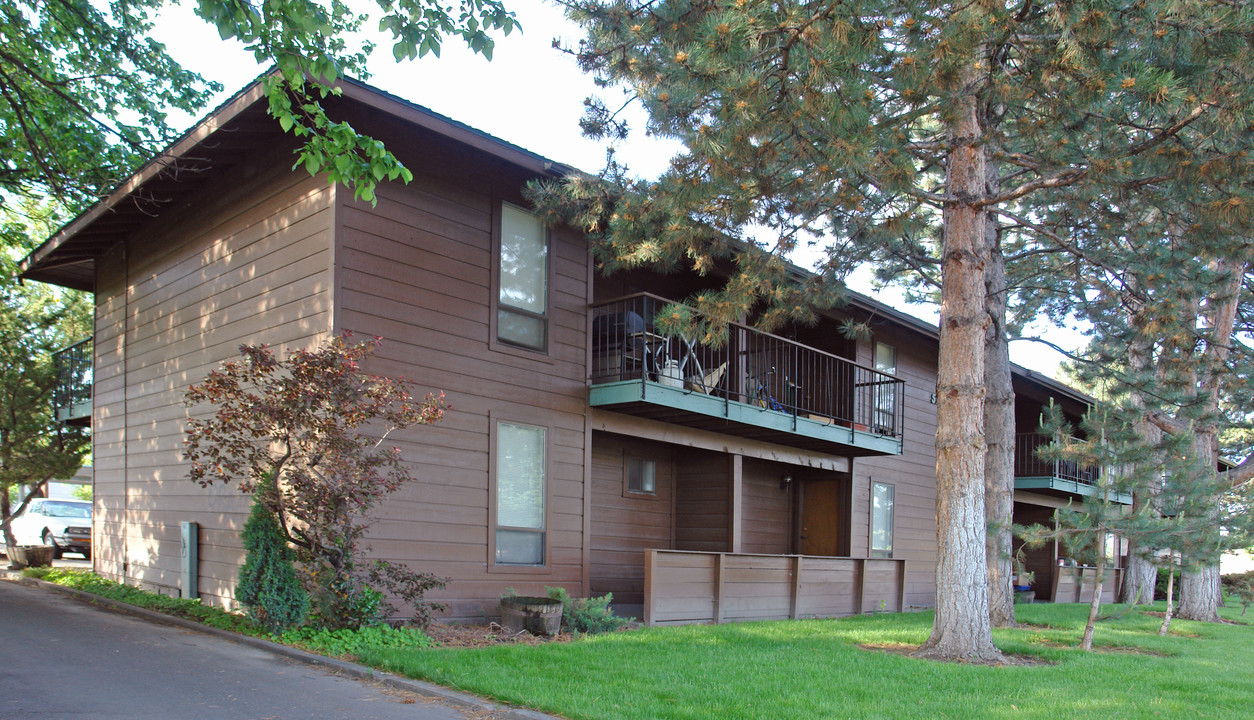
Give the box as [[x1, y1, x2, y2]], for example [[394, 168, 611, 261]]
[[729, 454, 743, 553]]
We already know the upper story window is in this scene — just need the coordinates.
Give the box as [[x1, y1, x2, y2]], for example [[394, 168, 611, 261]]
[[496, 203, 549, 352], [873, 341, 897, 432]]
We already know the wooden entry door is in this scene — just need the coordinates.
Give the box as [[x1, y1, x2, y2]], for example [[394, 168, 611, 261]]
[[799, 477, 849, 556]]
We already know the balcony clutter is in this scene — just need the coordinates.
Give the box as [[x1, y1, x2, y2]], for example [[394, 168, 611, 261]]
[[590, 293, 905, 456]]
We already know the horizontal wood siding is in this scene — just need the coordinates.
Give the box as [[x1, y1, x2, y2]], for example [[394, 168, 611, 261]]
[[741, 459, 792, 554], [92, 158, 335, 608], [92, 249, 128, 584], [674, 450, 729, 552], [588, 434, 674, 605], [333, 158, 590, 621], [645, 550, 907, 625], [853, 329, 939, 610]]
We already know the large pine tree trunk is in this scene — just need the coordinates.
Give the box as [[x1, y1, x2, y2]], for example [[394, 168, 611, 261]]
[[1122, 330, 1161, 606], [1176, 425, 1221, 622], [1175, 257, 1240, 623], [1179, 563, 1223, 621], [915, 70, 1002, 663], [1122, 554, 1157, 605], [985, 239, 1016, 628]]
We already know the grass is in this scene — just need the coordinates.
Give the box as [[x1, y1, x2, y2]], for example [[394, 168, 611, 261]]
[[25, 566, 1253, 719], [357, 603, 1254, 720]]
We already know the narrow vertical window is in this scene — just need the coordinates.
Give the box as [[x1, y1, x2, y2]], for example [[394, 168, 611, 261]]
[[870, 482, 894, 558], [496, 203, 549, 351], [495, 422, 546, 565], [873, 341, 897, 432]]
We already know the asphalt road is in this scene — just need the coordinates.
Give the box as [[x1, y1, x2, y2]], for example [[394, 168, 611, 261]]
[[0, 580, 479, 720]]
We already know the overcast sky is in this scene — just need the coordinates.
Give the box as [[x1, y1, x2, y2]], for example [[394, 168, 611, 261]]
[[151, 0, 1075, 377]]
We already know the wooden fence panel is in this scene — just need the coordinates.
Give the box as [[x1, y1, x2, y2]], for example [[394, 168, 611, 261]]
[[1050, 566, 1124, 605], [644, 550, 907, 626]]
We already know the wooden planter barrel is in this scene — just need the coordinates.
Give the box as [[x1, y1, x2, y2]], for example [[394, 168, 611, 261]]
[[499, 596, 563, 636]]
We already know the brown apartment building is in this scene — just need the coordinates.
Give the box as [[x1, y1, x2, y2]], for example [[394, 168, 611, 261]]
[[21, 76, 1123, 624]]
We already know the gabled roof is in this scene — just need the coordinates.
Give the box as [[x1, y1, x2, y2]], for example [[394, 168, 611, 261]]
[[20, 74, 1092, 408], [18, 72, 574, 291]]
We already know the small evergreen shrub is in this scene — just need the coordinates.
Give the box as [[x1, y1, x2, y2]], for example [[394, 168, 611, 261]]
[[237, 483, 308, 634], [546, 586, 632, 634]]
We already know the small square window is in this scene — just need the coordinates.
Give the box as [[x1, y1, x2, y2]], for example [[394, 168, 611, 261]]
[[626, 456, 656, 494]]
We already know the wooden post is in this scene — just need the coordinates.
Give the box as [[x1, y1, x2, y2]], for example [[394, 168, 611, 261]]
[[855, 558, 866, 615], [790, 555, 803, 619], [714, 553, 726, 624], [729, 455, 743, 553], [644, 549, 656, 626], [896, 560, 907, 612]]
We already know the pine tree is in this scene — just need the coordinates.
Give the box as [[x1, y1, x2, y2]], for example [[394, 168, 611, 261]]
[[1026, 170, 1254, 621], [237, 478, 309, 634], [537, 0, 1254, 660]]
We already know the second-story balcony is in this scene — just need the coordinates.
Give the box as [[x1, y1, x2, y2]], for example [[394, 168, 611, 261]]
[[53, 339, 92, 427], [589, 294, 904, 457], [1013, 433, 1131, 504]]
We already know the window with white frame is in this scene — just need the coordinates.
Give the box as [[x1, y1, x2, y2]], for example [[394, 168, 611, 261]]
[[494, 421, 546, 565], [873, 341, 897, 432], [871, 481, 894, 558], [496, 203, 549, 351]]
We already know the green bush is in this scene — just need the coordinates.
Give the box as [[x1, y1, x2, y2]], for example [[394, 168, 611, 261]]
[[237, 484, 308, 634], [367, 559, 447, 629], [1222, 571, 1254, 615], [546, 586, 632, 634], [1155, 566, 1175, 601], [280, 624, 432, 658]]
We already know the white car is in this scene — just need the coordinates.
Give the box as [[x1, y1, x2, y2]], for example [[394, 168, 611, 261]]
[[9, 498, 92, 559]]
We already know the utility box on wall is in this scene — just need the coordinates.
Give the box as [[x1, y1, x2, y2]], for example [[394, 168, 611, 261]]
[[180, 521, 199, 599]]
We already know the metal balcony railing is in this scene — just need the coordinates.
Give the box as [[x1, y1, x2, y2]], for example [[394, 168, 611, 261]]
[[52, 338, 92, 424], [1013, 433, 1098, 485], [590, 293, 904, 438]]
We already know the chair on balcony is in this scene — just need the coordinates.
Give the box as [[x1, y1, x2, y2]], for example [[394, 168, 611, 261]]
[[592, 310, 648, 382]]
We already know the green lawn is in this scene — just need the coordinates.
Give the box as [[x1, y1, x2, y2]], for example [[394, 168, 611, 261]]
[[361, 603, 1254, 720]]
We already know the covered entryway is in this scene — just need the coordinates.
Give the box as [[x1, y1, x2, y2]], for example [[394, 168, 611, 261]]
[[798, 475, 852, 557]]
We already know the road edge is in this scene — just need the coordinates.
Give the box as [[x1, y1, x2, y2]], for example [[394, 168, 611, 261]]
[[5, 572, 560, 720]]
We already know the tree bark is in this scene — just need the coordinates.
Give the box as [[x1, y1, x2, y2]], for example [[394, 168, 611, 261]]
[[1175, 257, 1241, 623], [1121, 324, 1161, 605], [914, 67, 1003, 662], [985, 234, 1016, 628], [1179, 564, 1223, 622]]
